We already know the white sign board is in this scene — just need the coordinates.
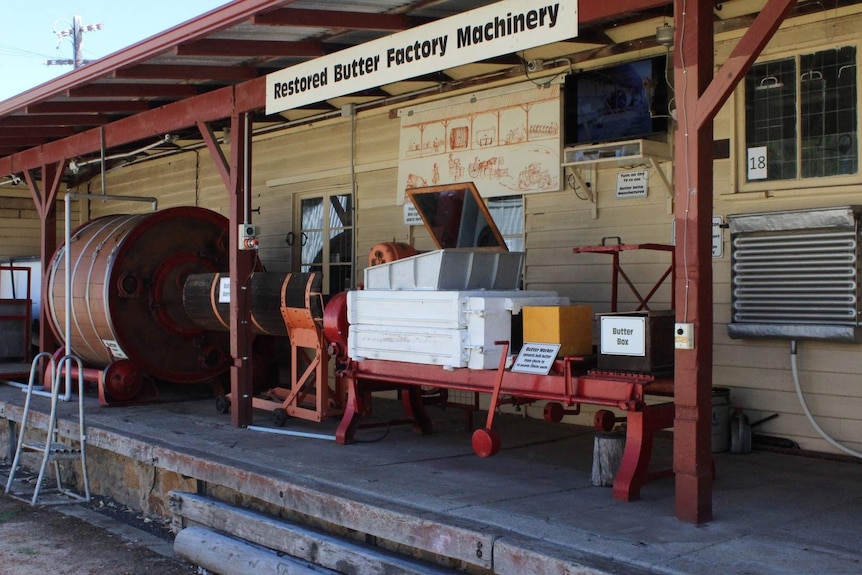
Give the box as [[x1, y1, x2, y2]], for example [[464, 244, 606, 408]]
[[600, 316, 646, 357], [403, 202, 423, 226], [102, 339, 129, 360], [615, 170, 649, 198], [266, 0, 578, 114], [747, 146, 768, 180], [218, 277, 231, 304], [512, 342, 561, 374], [670, 217, 725, 259], [712, 215, 724, 258]]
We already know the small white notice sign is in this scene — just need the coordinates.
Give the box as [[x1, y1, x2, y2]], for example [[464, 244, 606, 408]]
[[712, 216, 724, 258], [616, 170, 649, 199], [403, 202, 423, 226], [747, 146, 768, 180], [600, 316, 646, 357], [670, 217, 725, 259], [218, 277, 231, 304], [102, 339, 129, 360], [512, 342, 561, 375]]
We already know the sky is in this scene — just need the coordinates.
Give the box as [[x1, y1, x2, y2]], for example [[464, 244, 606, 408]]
[[0, 1, 231, 102]]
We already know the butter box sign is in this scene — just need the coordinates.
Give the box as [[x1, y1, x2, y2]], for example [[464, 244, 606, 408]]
[[600, 316, 646, 357]]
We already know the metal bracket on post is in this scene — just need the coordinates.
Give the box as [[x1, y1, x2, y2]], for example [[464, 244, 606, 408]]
[[566, 166, 597, 219]]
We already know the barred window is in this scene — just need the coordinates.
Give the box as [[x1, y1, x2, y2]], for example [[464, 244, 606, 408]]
[[744, 46, 857, 183]]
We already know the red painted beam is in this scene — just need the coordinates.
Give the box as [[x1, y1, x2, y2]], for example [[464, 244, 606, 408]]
[[253, 8, 413, 31], [68, 83, 200, 98], [175, 39, 323, 58], [0, 137, 50, 146], [226, 111, 256, 428], [672, 0, 715, 525], [580, 1, 671, 24], [236, 76, 266, 114], [26, 101, 151, 114], [0, 115, 108, 127], [672, 0, 794, 525], [0, 86, 235, 175], [695, 0, 796, 129], [0, 128, 74, 138], [198, 120, 231, 190], [115, 64, 259, 81]]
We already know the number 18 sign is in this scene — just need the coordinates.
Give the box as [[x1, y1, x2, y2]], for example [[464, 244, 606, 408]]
[[747, 146, 768, 180]]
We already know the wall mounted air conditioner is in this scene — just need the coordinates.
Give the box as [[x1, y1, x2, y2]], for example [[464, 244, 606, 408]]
[[728, 206, 862, 342]]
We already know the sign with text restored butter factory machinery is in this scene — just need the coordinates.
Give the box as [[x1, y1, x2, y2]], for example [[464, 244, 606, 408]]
[[266, 0, 578, 114]]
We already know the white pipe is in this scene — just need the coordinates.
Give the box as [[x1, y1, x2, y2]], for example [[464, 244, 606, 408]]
[[72, 134, 175, 170], [243, 112, 251, 225], [247, 425, 336, 441], [0, 174, 22, 187], [789, 340, 862, 459], [100, 126, 106, 195], [348, 106, 357, 281], [57, 192, 158, 401]]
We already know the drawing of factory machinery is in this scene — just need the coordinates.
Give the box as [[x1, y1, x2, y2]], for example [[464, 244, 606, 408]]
[[399, 87, 561, 194]]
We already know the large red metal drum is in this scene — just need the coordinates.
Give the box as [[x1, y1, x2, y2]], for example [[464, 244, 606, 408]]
[[46, 206, 231, 384]]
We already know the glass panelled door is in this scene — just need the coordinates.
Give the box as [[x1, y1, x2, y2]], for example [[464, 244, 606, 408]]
[[298, 191, 353, 296]]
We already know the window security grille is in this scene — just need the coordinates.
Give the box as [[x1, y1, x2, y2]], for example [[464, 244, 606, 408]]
[[728, 206, 862, 342]]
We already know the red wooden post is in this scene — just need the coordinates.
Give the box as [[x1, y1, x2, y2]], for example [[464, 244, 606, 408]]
[[672, 0, 715, 524]]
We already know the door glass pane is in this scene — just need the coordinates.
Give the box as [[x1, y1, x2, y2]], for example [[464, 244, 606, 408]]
[[298, 192, 353, 295], [329, 229, 352, 263], [301, 197, 323, 229], [301, 231, 324, 271]]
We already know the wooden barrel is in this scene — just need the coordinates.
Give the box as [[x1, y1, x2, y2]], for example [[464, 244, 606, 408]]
[[46, 207, 231, 383]]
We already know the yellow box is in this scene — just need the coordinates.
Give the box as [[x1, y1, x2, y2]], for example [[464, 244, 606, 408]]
[[522, 305, 593, 357]]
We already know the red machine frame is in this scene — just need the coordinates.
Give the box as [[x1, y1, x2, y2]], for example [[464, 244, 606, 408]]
[[333, 354, 673, 501], [326, 241, 677, 501], [572, 239, 675, 312]]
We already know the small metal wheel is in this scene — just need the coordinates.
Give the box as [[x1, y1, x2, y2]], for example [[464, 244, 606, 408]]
[[594, 409, 616, 432], [273, 408, 288, 427], [471, 427, 501, 458], [543, 402, 565, 423], [215, 395, 230, 414]]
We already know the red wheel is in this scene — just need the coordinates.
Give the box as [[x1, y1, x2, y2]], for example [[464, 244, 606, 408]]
[[543, 402, 565, 423], [471, 428, 501, 458], [594, 409, 616, 432], [102, 360, 144, 401]]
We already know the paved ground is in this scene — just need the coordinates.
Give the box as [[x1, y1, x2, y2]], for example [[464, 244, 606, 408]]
[[0, 487, 195, 575]]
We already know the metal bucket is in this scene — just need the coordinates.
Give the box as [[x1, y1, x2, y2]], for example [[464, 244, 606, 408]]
[[46, 207, 231, 384], [711, 387, 731, 453]]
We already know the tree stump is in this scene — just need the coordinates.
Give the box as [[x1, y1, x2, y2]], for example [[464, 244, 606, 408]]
[[591, 432, 626, 487]]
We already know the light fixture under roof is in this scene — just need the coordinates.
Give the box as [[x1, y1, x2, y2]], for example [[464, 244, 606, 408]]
[[656, 24, 675, 47]]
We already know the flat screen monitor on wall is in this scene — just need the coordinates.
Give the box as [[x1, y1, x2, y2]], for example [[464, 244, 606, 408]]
[[564, 56, 670, 147]]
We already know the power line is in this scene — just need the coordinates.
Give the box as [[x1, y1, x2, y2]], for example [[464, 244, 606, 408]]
[[0, 43, 52, 59]]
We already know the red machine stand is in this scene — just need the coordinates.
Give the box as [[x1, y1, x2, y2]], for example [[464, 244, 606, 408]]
[[334, 356, 675, 502]]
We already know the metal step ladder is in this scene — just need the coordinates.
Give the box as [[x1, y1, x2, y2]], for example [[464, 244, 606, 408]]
[[4, 351, 91, 505]]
